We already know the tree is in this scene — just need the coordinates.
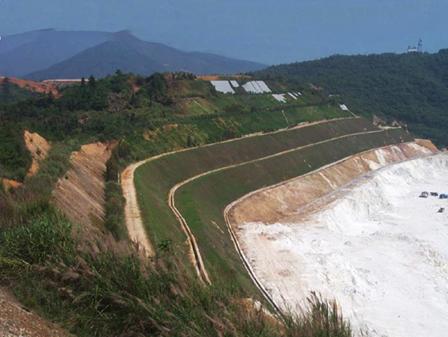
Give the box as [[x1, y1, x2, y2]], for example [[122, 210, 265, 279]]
[[88, 75, 96, 88], [2, 77, 11, 96]]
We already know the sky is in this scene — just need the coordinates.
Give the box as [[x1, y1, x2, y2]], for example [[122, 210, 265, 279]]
[[0, 0, 447, 65]]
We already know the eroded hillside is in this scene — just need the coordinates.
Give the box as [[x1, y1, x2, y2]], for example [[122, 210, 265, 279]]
[[52, 142, 115, 228], [24, 130, 51, 177]]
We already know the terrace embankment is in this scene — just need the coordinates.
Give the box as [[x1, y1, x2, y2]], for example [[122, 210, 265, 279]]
[[174, 127, 411, 296], [227, 140, 437, 226], [134, 117, 375, 247], [52, 142, 115, 228]]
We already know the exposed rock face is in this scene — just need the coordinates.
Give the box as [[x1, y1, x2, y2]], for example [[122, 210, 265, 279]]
[[52, 142, 115, 227], [24, 130, 51, 177], [228, 141, 438, 226]]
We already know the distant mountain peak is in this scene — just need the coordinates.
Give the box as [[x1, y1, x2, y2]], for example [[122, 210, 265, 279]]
[[0, 29, 266, 80]]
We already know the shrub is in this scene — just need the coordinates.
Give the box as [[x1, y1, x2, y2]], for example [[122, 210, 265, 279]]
[[0, 211, 74, 265]]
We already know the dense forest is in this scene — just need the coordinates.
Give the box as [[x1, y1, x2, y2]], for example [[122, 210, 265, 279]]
[[256, 49, 448, 146]]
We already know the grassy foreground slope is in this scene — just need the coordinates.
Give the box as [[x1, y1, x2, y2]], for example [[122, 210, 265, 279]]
[[134, 117, 372, 246], [175, 128, 411, 296]]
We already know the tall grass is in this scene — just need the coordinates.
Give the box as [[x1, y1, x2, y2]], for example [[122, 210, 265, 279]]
[[0, 210, 356, 337]]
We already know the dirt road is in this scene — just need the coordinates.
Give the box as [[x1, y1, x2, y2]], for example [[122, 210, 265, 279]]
[[121, 161, 156, 257]]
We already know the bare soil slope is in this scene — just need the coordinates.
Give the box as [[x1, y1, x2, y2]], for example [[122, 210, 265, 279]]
[[0, 77, 59, 97], [52, 142, 114, 227], [0, 288, 69, 337], [228, 140, 438, 226], [121, 161, 155, 256], [1, 178, 23, 192], [24, 130, 51, 177]]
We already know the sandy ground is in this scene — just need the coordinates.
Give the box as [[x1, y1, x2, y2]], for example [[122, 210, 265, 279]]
[[24, 130, 51, 177], [229, 141, 437, 225], [0, 288, 69, 337], [121, 161, 155, 257], [230, 149, 448, 336], [52, 142, 114, 228], [226, 140, 437, 321]]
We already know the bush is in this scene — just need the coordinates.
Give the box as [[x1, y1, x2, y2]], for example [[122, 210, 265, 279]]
[[104, 181, 128, 240], [0, 211, 74, 265]]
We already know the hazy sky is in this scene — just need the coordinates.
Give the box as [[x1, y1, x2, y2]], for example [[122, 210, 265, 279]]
[[0, 0, 447, 64]]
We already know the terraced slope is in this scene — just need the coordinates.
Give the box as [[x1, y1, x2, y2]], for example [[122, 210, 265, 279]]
[[133, 118, 406, 288], [134, 118, 375, 244], [174, 128, 411, 295]]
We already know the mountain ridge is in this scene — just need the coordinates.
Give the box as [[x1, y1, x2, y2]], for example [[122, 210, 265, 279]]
[[0, 29, 266, 79]]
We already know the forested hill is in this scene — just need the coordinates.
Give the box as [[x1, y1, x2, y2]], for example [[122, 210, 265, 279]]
[[255, 50, 448, 146]]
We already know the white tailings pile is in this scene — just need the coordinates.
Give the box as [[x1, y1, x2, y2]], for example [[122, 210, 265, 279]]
[[238, 153, 448, 337]]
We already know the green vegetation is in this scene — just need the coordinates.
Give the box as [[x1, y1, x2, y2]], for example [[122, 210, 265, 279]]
[[175, 128, 411, 295], [0, 208, 353, 337], [0, 124, 31, 180], [134, 118, 373, 248], [0, 71, 355, 335], [0, 70, 407, 336], [255, 50, 448, 146], [0, 139, 78, 229], [0, 72, 345, 181], [104, 143, 129, 240]]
